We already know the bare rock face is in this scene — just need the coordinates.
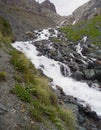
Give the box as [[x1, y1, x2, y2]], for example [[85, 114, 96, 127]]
[[0, 0, 40, 12], [62, 0, 101, 26], [40, 0, 56, 13]]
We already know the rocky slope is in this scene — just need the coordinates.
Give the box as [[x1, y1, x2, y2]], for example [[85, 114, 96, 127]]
[[0, 0, 64, 41], [62, 0, 101, 25]]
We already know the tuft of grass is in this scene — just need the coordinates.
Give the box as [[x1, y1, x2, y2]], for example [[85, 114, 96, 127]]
[[29, 77, 57, 105], [12, 84, 31, 102], [58, 108, 75, 130], [10, 51, 31, 72], [61, 15, 101, 45], [0, 16, 14, 44], [0, 71, 6, 80]]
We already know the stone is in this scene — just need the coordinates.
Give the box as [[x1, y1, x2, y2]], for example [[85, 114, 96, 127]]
[[56, 85, 65, 96], [72, 71, 84, 81], [60, 64, 69, 77], [25, 31, 37, 39], [95, 70, 101, 81], [84, 69, 95, 80], [0, 103, 7, 114]]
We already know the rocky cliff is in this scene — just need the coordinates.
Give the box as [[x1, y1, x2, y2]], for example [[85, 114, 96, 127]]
[[0, 0, 40, 12], [40, 0, 56, 13], [62, 0, 101, 25]]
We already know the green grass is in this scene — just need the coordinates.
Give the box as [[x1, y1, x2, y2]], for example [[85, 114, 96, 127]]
[[0, 71, 6, 80], [61, 15, 101, 45], [0, 16, 14, 44], [12, 84, 31, 102]]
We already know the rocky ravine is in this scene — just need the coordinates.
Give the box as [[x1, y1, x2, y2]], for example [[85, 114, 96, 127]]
[[13, 28, 101, 130]]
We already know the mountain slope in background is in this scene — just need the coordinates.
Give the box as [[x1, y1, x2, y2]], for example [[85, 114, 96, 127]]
[[0, 0, 64, 41], [62, 0, 101, 25]]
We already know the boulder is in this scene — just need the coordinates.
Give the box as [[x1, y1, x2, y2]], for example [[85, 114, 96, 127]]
[[84, 69, 95, 80], [60, 64, 70, 77], [72, 71, 84, 81], [95, 70, 101, 81]]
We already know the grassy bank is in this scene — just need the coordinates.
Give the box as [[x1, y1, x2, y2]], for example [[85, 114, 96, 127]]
[[61, 15, 101, 45]]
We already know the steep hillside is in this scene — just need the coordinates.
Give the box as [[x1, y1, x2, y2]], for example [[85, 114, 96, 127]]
[[62, 0, 101, 25], [0, 0, 59, 41], [0, 16, 75, 130]]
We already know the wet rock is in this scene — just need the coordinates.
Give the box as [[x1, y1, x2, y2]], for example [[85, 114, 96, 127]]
[[78, 114, 85, 124], [87, 61, 94, 69], [84, 69, 95, 80], [60, 64, 70, 77], [95, 70, 101, 81], [94, 60, 101, 69], [56, 85, 65, 96], [72, 71, 84, 81]]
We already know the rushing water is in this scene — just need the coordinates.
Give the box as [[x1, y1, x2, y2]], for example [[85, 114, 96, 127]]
[[12, 28, 101, 116]]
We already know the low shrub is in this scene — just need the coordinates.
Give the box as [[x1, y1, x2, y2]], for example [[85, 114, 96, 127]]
[[0, 71, 6, 80]]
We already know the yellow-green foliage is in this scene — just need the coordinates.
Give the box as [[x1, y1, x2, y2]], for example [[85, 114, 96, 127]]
[[0, 16, 13, 44], [11, 50, 75, 130], [0, 71, 6, 80], [10, 50, 34, 73], [61, 15, 101, 45], [59, 108, 75, 130]]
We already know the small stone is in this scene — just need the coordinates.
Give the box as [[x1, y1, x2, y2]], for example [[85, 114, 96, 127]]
[[0, 103, 7, 114]]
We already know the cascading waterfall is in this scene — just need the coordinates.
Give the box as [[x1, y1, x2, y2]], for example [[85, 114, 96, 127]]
[[12, 28, 101, 116]]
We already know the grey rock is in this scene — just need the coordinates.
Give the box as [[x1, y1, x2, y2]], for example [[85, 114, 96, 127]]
[[0, 103, 7, 114], [84, 69, 95, 80], [95, 70, 101, 81], [60, 64, 69, 77], [72, 71, 84, 81]]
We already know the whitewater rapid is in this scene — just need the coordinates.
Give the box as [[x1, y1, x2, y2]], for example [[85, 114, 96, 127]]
[[12, 29, 101, 116]]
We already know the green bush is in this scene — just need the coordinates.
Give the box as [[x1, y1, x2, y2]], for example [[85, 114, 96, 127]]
[[0, 71, 6, 80], [12, 84, 31, 102]]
